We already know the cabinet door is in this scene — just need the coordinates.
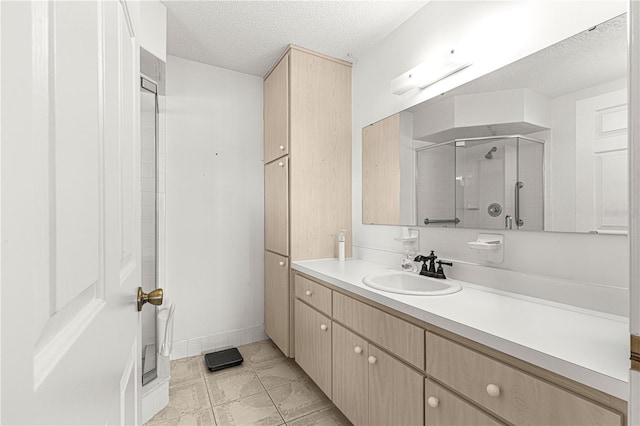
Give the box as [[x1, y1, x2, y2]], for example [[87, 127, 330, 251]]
[[332, 323, 369, 426], [265, 251, 290, 356], [264, 54, 288, 163], [294, 299, 332, 397], [425, 379, 504, 426], [362, 113, 401, 225], [265, 157, 289, 256], [368, 344, 423, 426]]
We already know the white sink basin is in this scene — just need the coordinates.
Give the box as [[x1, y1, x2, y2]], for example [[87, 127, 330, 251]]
[[362, 271, 463, 296]]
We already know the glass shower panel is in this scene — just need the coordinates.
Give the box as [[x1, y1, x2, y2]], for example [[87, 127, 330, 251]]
[[516, 137, 545, 231], [455, 138, 518, 230], [140, 79, 158, 386], [416, 143, 456, 226]]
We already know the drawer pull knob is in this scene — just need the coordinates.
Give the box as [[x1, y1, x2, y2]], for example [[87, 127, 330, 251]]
[[354, 346, 363, 354], [279, 145, 285, 150], [320, 324, 328, 331], [368, 355, 377, 365], [305, 290, 312, 296], [278, 161, 284, 167], [279, 261, 285, 266], [486, 384, 501, 398], [427, 397, 439, 408]]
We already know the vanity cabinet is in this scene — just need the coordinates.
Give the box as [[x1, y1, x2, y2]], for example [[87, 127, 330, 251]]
[[263, 46, 352, 356], [292, 270, 627, 426], [332, 322, 424, 426], [294, 299, 332, 397], [263, 55, 288, 164], [264, 251, 289, 351], [425, 379, 504, 426], [425, 331, 623, 426], [264, 158, 288, 256], [333, 291, 424, 369], [332, 322, 369, 425]]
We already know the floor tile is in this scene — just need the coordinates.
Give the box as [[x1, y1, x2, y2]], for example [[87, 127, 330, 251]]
[[238, 340, 286, 366], [170, 356, 204, 387], [212, 391, 284, 426], [150, 380, 211, 423], [254, 358, 306, 390], [267, 378, 332, 422], [147, 408, 216, 426], [285, 406, 351, 426], [205, 364, 265, 406]]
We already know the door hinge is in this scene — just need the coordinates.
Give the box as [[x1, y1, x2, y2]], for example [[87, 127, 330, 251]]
[[631, 335, 640, 371]]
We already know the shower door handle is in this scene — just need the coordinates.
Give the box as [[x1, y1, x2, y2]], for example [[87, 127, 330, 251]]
[[137, 287, 163, 312], [514, 181, 524, 227]]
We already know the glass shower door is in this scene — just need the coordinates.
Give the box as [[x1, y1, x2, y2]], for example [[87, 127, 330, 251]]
[[516, 137, 545, 231], [140, 77, 159, 386]]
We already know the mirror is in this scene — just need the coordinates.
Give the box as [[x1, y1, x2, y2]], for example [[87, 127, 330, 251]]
[[362, 14, 628, 234]]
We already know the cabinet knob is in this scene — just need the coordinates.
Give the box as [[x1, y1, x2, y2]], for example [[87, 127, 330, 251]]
[[368, 355, 377, 365], [278, 161, 284, 167], [279, 145, 285, 150], [320, 324, 328, 331], [305, 290, 312, 296], [427, 396, 439, 408], [354, 346, 363, 354], [278, 261, 285, 266], [486, 384, 501, 398]]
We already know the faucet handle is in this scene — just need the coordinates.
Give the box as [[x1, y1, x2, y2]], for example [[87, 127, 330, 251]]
[[414, 255, 427, 262], [435, 260, 453, 279]]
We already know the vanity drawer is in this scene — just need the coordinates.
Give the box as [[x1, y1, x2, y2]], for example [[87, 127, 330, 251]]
[[294, 274, 332, 316], [425, 379, 504, 426], [425, 332, 622, 426], [333, 292, 424, 369]]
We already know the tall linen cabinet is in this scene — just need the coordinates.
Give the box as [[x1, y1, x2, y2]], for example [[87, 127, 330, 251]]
[[263, 46, 352, 356]]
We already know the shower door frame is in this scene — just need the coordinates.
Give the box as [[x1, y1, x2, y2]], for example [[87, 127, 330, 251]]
[[415, 134, 545, 230], [140, 75, 160, 386]]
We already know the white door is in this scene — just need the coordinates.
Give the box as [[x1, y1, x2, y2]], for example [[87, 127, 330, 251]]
[[575, 88, 628, 234], [1, 1, 145, 424]]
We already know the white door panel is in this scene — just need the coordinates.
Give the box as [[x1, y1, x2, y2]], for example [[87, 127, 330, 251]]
[[1, 1, 142, 424], [575, 88, 627, 233]]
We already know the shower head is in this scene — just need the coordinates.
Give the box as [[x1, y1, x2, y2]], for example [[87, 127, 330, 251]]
[[485, 147, 498, 159]]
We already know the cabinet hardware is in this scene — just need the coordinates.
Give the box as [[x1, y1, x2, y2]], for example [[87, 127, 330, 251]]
[[427, 396, 439, 408], [486, 383, 501, 397]]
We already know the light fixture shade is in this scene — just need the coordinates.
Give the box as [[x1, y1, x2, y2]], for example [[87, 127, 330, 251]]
[[391, 48, 471, 95]]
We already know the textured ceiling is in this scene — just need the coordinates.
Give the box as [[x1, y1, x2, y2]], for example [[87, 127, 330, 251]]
[[410, 13, 627, 114], [163, 1, 428, 77]]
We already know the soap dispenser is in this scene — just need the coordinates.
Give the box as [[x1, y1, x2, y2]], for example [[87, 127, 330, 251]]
[[338, 229, 346, 261]]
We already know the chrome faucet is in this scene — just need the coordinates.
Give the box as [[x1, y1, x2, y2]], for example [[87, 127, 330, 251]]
[[414, 251, 452, 279]]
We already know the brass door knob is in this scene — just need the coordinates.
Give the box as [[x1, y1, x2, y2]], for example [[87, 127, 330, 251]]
[[137, 287, 163, 312]]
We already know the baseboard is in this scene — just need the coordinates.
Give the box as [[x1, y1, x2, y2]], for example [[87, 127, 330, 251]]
[[170, 324, 268, 361]]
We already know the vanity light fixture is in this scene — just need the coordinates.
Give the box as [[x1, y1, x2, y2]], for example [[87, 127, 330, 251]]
[[391, 48, 472, 95]]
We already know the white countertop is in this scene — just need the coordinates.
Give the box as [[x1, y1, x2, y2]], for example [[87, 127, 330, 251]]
[[291, 258, 629, 401]]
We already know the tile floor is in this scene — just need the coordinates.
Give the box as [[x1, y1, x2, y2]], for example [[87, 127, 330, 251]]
[[147, 339, 352, 426]]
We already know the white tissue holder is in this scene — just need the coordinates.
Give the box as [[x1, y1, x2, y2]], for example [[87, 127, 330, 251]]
[[468, 233, 503, 263]]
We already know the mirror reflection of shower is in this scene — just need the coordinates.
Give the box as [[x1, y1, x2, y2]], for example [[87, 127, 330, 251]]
[[484, 146, 497, 159]]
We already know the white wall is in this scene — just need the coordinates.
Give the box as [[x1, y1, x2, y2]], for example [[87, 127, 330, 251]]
[[139, 1, 167, 62], [352, 1, 628, 316], [166, 55, 264, 359]]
